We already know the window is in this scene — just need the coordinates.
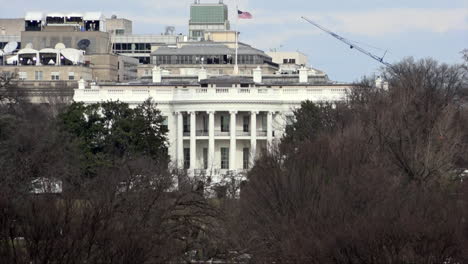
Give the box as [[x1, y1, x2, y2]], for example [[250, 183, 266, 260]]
[[221, 147, 229, 169], [283, 59, 288, 64], [35, 71, 43, 80], [286, 115, 295, 126], [115, 29, 125, 35], [68, 72, 75, 80], [183, 114, 190, 133], [289, 58, 296, 64], [18, 72, 27, 80], [203, 148, 208, 169], [184, 148, 190, 169], [243, 148, 250, 169], [202, 115, 208, 132], [243, 116, 249, 132], [50, 72, 60, 80], [221, 115, 229, 132], [161, 116, 168, 132]]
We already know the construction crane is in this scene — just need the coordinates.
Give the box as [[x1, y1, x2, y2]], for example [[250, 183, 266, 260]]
[[301, 16, 392, 67]]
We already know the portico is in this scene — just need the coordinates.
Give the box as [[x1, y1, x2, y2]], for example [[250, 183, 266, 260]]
[[175, 110, 274, 175]]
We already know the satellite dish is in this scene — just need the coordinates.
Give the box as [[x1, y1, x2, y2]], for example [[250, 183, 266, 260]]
[[3, 41, 18, 54], [25, 43, 34, 49], [55, 43, 66, 50], [77, 39, 90, 50]]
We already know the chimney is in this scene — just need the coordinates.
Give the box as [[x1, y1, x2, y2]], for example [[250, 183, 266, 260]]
[[78, 78, 86, 89], [152, 66, 162, 83], [253, 66, 262, 83], [299, 66, 308, 83], [198, 67, 207, 81]]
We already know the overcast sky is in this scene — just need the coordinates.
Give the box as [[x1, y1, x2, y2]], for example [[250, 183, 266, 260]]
[[1, 0, 467, 82]]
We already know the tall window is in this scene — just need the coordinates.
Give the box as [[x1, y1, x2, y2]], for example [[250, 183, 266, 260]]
[[202, 115, 208, 132], [243, 148, 250, 169], [203, 148, 208, 169], [220, 147, 229, 169], [243, 116, 249, 132], [35, 71, 43, 80], [221, 115, 229, 132], [161, 116, 168, 132], [183, 114, 190, 133], [184, 148, 190, 169]]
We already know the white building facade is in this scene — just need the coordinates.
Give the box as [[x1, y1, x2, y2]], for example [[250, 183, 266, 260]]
[[74, 67, 351, 180]]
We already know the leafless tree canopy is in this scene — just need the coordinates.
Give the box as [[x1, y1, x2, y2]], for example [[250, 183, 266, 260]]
[[237, 58, 468, 263]]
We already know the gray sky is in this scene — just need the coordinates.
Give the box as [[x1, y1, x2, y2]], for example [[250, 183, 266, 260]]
[[1, 0, 467, 81]]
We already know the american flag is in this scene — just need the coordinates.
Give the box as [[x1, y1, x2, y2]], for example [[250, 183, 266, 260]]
[[238, 10, 253, 19]]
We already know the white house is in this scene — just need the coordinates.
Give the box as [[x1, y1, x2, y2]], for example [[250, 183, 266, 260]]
[[74, 66, 352, 181]]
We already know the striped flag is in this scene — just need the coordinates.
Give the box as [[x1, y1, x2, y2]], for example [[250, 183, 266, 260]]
[[238, 10, 253, 19]]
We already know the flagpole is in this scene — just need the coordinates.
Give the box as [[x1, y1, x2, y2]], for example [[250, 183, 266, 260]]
[[234, 3, 239, 75]]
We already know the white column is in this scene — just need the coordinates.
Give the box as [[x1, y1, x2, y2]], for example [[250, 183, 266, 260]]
[[250, 111, 258, 166], [189, 111, 196, 170], [208, 111, 215, 171], [229, 111, 237, 170], [267, 111, 273, 147], [176, 112, 184, 169]]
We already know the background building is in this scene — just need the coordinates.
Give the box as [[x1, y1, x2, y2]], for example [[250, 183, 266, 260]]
[[189, 1, 230, 40], [266, 51, 309, 73], [106, 15, 132, 36]]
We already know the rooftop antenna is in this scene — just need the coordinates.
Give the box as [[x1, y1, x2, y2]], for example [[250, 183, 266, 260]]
[[301, 16, 392, 67]]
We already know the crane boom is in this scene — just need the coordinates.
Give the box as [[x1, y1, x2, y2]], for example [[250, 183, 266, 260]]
[[301, 16, 392, 67]]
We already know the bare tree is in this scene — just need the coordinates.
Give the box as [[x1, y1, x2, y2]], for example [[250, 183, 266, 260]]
[[237, 58, 468, 263]]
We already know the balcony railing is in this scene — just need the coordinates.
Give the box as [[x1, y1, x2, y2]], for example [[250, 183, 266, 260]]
[[236, 130, 250, 136], [75, 85, 350, 104], [214, 130, 229, 136], [183, 130, 267, 137]]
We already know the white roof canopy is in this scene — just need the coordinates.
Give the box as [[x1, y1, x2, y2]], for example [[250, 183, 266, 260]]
[[18, 48, 38, 55], [7, 55, 18, 64], [61, 48, 84, 64], [83, 12, 104, 21], [25, 12, 43, 21], [66, 13, 83, 18], [47, 13, 65, 18], [39, 48, 59, 54]]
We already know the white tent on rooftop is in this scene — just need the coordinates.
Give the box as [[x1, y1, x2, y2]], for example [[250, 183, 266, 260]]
[[18, 48, 38, 55], [47, 13, 65, 18], [61, 48, 84, 64], [25, 12, 43, 21], [83, 12, 104, 21], [7, 55, 18, 64]]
